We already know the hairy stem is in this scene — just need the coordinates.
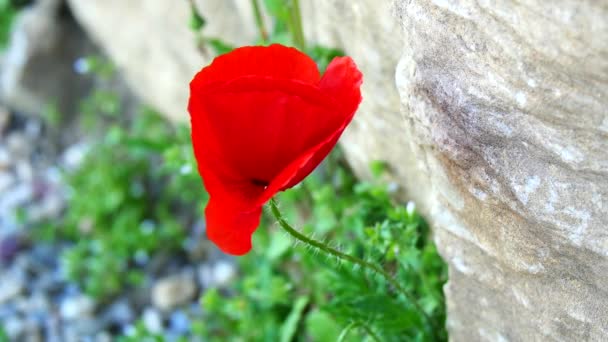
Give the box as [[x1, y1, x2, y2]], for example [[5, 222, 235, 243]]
[[269, 198, 438, 339]]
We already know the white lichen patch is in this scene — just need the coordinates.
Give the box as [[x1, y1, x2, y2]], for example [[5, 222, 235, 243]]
[[469, 186, 488, 201], [452, 256, 472, 274], [515, 91, 527, 107], [512, 175, 540, 205], [563, 207, 591, 245], [599, 117, 608, 133], [511, 287, 530, 307]]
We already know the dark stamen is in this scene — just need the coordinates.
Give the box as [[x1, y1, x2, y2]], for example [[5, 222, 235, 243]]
[[251, 179, 269, 187]]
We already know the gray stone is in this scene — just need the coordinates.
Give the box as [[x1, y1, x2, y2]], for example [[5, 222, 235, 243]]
[[0, 273, 25, 304], [0, 147, 10, 170], [141, 307, 163, 334], [3, 315, 25, 340], [15, 160, 34, 182], [27, 190, 64, 222], [6, 132, 30, 161], [61, 142, 89, 171], [168, 310, 190, 335], [66, 0, 256, 122], [94, 331, 112, 342], [101, 298, 134, 326], [151, 271, 197, 311], [21, 316, 43, 342], [198, 260, 236, 289], [0, 106, 9, 135], [59, 295, 96, 321], [0, 171, 15, 195], [390, 1, 608, 340], [0, 0, 95, 118], [18, 292, 50, 316], [0, 183, 33, 214]]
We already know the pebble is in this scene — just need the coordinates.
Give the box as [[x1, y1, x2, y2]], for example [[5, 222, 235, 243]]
[[0, 147, 10, 170], [0, 170, 15, 193], [0, 183, 33, 212], [6, 132, 31, 161], [0, 106, 9, 135], [60, 295, 96, 320], [15, 292, 50, 316], [151, 271, 197, 311], [0, 273, 25, 304], [15, 160, 34, 182], [4, 315, 25, 339], [95, 331, 113, 342], [27, 191, 64, 221], [61, 142, 89, 170], [198, 260, 236, 289], [211, 260, 236, 286], [0, 233, 25, 263], [102, 298, 134, 327], [142, 307, 163, 333], [168, 310, 190, 335], [44, 315, 62, 342], [22, 316, 43, 342]]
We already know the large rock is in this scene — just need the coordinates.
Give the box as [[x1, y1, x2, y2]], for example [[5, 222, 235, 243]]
[[0, 0, 95, 117], [65, 0, 608, 339], [66, 0, 258, 122], [393, 0, 608, 340]]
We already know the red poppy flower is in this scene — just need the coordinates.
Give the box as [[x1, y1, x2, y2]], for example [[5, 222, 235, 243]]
[[188, 44, 362, 255]]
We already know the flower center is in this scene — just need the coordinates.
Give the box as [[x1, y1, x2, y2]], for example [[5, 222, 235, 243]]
[[251, 179, 269, 187]]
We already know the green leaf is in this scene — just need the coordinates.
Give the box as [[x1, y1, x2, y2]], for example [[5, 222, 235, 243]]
[[206, 38, 234, 55], [280, 296, 309, 342], [306, 45, 345, 72], [305, 309, 341, 341], [337, 321, 359, 342], [189, 3, 206, 31], [267, 230, 292, 260], [369, 160, 388, 178], [263, 0, 290, 21]]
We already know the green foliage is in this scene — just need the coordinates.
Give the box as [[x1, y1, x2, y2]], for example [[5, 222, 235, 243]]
[[0, 325, 7, 342], [120, 149, 447, 341], [188, 0, 344, 72], [166, 151, 448, 341], [188, 1, 206, 31], [35, 58, 207, 299], [0, 0, 16, 49], [56, 108, 204, 299]]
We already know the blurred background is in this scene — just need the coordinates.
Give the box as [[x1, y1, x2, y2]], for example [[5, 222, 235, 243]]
[[0, 1, 447, 341]]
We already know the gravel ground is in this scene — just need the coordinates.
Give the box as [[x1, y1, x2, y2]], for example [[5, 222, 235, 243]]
[[0, 108, 235, 341]]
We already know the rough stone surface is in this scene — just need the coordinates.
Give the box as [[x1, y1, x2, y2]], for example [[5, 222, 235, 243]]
[[393, 0, 608, 340], [0, 0, 94, 117], [65, 0, 608, 339], [66, 0, 257, 122]]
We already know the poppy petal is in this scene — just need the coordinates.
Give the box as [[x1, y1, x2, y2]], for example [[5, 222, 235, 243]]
[[319, 56, 363, 115], [205, 198, 262, 255], [191, 78, 344, 184], [256, 104, 353, 205], [191, 44, 320, 87]]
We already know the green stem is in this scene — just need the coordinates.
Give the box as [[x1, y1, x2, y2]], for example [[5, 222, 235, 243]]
[[250, 0, 268, 42], [359, 323, 382, 342], [287, 0, 306, 50], [339, 321, 381, 342], [269, 198, 438, 339]]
